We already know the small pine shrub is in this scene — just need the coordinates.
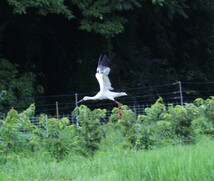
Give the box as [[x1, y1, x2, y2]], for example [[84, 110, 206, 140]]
[[39, 116, 78, 161], [74, 105, 106, 156], [0, 105, 36, 163], [168, 104, 195, 144], [193, 97, 214, 136]]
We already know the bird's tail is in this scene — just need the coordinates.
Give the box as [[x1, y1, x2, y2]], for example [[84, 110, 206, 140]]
[[116, 92, 127, 98]]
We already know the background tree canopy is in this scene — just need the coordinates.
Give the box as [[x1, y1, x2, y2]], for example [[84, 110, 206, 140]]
[[0, 0, 214, 110]]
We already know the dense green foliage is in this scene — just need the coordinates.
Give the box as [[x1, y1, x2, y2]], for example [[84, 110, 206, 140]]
[[7, 0, 73, 19], [0, 59, 43, 112], [1, 97, 214, 164]]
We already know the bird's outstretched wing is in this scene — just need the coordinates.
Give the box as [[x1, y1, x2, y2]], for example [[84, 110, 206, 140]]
[[96, 54, 113, 92]]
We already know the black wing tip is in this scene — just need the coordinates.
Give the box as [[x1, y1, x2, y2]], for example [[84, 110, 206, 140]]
[[98, 54, 111, 67]]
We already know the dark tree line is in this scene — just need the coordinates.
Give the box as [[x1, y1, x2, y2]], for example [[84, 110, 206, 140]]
[[0, 0, 213, 111]]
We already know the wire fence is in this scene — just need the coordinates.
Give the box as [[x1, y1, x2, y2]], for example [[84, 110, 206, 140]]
[[33, 81, 214, 113], [1, 81, 214, 128]]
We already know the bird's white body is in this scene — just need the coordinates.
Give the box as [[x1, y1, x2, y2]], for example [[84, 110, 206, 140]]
[[82, 73, 127, 102], [77, 54, 127, 111]]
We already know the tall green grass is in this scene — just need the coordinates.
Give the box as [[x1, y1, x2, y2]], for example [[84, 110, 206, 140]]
[[1, 138, 214, 181]]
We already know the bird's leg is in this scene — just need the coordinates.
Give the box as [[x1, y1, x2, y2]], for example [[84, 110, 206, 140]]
[[118, 103, 121, 120], [114, 100, 121, 120]]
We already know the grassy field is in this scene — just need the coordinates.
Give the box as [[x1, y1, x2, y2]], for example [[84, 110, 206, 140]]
[[0, 138, 214, 181]]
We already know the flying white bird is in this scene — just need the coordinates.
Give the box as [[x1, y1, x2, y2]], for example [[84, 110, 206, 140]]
[[77, 54, 127, 119]]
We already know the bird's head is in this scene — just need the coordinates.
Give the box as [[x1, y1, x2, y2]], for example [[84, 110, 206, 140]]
[[83, 96, 91, 101], [76, 96, 91, 104]]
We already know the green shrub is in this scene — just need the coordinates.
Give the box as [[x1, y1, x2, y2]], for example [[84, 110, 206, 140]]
[[167, 104, 195, 143], [144, 97, 166, 123], [135, 98, 168, 149], [39, 115, 78, 161], [193, 97, 214, 136], [0, 104, 36, 163], [74, 105, 106, 156], [1, 96, 214, 161]]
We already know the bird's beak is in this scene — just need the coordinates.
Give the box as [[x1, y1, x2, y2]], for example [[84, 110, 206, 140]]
[[76, 99, 84, 105]]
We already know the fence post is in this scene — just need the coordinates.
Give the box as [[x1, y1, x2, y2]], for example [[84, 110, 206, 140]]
[[75, 93, 79, 127], [56, 101, 59, 119], [178, 81, 184, 106], [45, 114, 49, 137], [75, 93, 78, 107]]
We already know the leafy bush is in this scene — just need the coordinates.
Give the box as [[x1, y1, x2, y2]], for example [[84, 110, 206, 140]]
[[143, 98, 166, 123], [1, 96, 214, 162], [109, 105, 152, 150], [134, 98, 168, 149], [39, 115, 78, 161], [192, 97, 214, 136], [74, 105, 106, 156], [0, 104, 36, 162], [166, 104, 195, 143]]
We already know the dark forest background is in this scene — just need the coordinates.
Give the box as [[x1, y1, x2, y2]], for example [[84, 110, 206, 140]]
[[0, 0, 214, 111]]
